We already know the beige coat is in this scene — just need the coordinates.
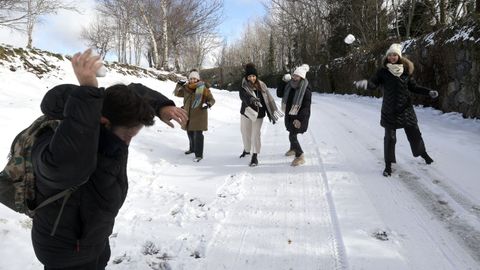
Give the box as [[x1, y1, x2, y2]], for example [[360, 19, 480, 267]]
[[174, 82, 215, 131]]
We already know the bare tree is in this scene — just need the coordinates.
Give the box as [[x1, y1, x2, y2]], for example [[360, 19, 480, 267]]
[[97, 0, 136, 63], [136, 0, 162, 68], [19, 0, 80, 48], [179, 33, 219, 70], [168, 0, 223, 70], [81, 16, 115, 59], [160, 0, 168, 70], [92, 0, 223, 71], [405, 0, 417, 38], [0, 0, 26, 29]]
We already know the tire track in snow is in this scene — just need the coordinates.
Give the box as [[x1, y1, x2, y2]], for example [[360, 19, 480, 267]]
[[198, 122, 342, 270], [319, 98, 480, 263], [308, 131, 349, 270], [395, 167, 480, 263]]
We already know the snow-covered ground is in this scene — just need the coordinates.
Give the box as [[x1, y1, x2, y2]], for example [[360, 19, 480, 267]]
[[1, 56, 480, 270]]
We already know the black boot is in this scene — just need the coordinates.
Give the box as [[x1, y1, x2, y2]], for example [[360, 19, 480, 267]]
[[421, 152, 434, 164], [185, 150, 194, 155], [240, 150, 250, 158], [249, 154, 258, 167], [383, 163, 392, 177]]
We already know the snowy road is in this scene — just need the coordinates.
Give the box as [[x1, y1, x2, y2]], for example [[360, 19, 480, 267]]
[[307, 95, 480, 269], [115, 90, 480, 270], [197, 124, 346, 270]]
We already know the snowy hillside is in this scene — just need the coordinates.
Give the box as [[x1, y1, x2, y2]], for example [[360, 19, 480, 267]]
[[1, 48, 480, 270]]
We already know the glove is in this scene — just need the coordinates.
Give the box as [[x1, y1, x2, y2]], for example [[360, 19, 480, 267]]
[[282, 74, 291, 82], [177, 79, 187, 85], [429, 90, 439, 98], [353, 79, 368, 90], [293, 119, 301, 129], [201, 103, 210, 110]]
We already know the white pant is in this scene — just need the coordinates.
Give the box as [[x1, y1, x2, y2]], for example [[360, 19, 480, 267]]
[[240, 115, 264, 154]]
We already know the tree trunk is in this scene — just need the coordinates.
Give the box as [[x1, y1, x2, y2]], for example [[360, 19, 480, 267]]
[[172, 43, 180, 71], [161, 0, 169, 70], [439, 0, 447, 25], [142, 13, 160, 69], [477, 0, 480, 13], [406, 0, 416, 38], [138, 1, 160, 69], [27, 22, 34, 49], [26, 0, 33, 48]]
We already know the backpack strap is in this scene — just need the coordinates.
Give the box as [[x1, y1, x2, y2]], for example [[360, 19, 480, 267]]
[[49, 187, 76, 236], [29, 182, 86, 236]]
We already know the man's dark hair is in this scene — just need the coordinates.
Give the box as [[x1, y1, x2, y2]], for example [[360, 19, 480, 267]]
[[102, 84, 155, 127]]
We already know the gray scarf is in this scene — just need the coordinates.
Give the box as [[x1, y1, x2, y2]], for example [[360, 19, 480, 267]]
[[241, 78, 283, 121], [282, 78, 308, 115]]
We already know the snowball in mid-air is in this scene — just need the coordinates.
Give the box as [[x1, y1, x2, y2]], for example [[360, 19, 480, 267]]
[[344, 34, 356, 44]]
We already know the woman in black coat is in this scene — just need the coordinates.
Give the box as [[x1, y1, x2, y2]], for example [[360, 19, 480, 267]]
[[239, 63, 283, 166], [356, 43, 438, 176], [277, 64, 312, 166]]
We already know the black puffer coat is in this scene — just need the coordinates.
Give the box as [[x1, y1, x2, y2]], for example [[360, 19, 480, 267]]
[[31, 84, 174, 268], [277, 80, 312, 134], [367, 57, 432, 129]]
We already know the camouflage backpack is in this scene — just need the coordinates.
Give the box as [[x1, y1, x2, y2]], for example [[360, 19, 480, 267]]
[[0, 115, 82, 235]]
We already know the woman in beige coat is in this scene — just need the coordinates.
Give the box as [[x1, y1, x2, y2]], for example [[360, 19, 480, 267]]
[[174, 69, 215, 162]]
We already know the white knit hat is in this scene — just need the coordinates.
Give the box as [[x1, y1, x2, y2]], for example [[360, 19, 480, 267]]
[[188, 70, 200, 80], [293, 64, 310, 79], [386, 43, 402, 58]]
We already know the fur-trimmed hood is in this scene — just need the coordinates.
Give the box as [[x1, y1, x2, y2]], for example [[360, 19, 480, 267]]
[[382, 56, 414, 75]]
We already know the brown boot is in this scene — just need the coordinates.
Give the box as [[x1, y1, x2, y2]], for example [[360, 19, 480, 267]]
[[285, 150, 295, 156], [291, 154, 305, 166]]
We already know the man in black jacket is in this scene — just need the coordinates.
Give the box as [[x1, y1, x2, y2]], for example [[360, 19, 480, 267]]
[[31, 49, 188, 269]]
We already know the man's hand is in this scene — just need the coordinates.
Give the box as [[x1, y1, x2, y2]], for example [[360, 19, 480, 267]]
[[159, 106, 188, 128], [71, 48, 103, 87], [293, 119, 301, 129]]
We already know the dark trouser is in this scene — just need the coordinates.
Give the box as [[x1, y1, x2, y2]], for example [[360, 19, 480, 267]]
[[187, 130, 204, 158], [44, 242, 110, 270], [384, 125, 426, 164], [289, 132, 304, 157]]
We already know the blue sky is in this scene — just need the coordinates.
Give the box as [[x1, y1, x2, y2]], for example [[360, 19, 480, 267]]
[[0, 0, 266, 56], [220, 0, 266, 43]]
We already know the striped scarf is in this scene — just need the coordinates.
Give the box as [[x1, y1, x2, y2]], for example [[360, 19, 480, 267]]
[[282, 78, 308, 115], [189, 82, 205, 108]]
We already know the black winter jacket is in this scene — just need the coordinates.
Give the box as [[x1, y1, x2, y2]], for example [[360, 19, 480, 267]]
[[367, 57, 432, 129], [277, 80, 312, 134], [31, 84, 174, 268]]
